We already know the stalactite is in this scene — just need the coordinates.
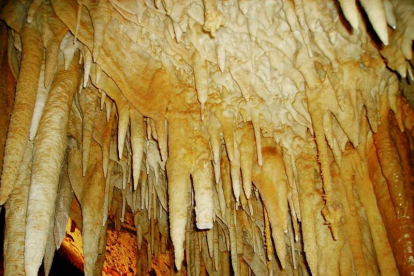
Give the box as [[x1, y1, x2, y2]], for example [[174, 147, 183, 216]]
[[3, 142, 33, 276], [43, 216, 55, 276], [79, 87, 98, 176], [53, 161, 74, 249], [25, 50, 80, 276], [166, 108, 192, 270], [252, 138, 288, 268], [370, 123, 414, 275], [295, 146, 319, 275], [339, 152, 368, 276], [0, 22, 43, 205], [374, 94, 408, 217], [81, 142, 106, 276], [1, 0, 414, 275]]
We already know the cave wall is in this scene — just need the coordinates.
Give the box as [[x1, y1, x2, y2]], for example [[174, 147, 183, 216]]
[[0, 0, 414, 276]]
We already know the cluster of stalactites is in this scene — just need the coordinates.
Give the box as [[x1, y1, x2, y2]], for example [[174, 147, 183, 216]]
[[0, 0, 414, 276]]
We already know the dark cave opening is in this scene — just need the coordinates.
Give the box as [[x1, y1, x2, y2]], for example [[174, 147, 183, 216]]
[[0, 209, 83, 276]]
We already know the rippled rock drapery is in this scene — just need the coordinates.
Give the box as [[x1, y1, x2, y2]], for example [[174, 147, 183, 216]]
[[0, 0, 414, 275]]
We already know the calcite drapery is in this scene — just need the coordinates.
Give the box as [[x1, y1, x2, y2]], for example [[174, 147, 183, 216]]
[[0, 0, 414, 275]]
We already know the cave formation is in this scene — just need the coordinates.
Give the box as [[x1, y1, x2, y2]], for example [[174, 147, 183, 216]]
[[0, 0, 413, 275]]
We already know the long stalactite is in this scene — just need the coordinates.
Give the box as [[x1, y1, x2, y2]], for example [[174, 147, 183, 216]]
[[0, 0, 414, 275]]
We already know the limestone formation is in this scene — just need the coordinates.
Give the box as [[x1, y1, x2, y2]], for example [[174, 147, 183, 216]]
[[0, 0, 414, 275]]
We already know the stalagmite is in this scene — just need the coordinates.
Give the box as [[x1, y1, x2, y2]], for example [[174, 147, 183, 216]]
[[25, 51, 80, 276]]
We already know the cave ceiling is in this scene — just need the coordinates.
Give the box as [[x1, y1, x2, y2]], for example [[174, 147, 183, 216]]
[[0, 0, 414, 275]]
